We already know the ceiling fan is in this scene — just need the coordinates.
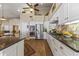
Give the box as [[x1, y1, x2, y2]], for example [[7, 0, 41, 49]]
[[22, 3, 39, 13]]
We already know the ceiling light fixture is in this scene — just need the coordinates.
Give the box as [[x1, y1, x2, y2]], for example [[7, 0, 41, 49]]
[[30, 8, 33, 12]]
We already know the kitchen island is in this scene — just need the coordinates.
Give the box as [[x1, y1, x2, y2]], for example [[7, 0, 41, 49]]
[[44, 32, 79, 56], [0, 35, 25, 56]]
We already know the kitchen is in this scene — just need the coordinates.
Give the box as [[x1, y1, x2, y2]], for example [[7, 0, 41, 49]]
[[0, 3, 53, 56], [44, 3, 79, 56], [0, 3, 79, 56]]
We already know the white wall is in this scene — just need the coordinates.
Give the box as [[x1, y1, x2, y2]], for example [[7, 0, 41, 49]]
[[43, 21, 50, 32], [20, 13, 47, 36], [1, 19, 20, 32], [20, 21, 29, 36]]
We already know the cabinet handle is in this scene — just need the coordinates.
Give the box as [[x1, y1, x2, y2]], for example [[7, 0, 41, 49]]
[[60, 46, 63, 49]]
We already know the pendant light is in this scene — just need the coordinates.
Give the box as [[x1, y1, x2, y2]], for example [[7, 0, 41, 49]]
[[0, 4, 6, 21]]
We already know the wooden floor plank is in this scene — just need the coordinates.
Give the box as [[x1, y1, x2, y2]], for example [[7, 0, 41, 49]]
[[24, 39, 53, 56]]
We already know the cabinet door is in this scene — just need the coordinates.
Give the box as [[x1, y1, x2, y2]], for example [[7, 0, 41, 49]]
[[17, 40, 24, 56], [52, 39, 65, 56], [59, 43, 75, 56], [47, 34, 56, 53], [54, 39, 75, 56], [53, 4, 64, 25], [68, 3, 79, 21], [43, 32, 47, 39], [55, 4, 68, 24], [63, 3, 68, 23], [3, 44, 17, 56]]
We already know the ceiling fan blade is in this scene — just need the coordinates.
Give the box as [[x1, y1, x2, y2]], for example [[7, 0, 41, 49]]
[[23, 7, 29, 9], [45, 12, 49, 16], [26, 3, 32, 8], [26, 3, 39, 11], [22, 11, 26, 13], [34, 4, 39, 7], [34, 8, 39, 11]]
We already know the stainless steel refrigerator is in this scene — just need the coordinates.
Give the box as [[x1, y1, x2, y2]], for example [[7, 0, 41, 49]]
[[36, 24, 44, 39]]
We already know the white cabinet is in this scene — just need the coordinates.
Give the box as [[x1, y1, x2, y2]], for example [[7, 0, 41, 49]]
[[0, 40, 24, 56], [3, 43, 17, 56], [63, 3, 68, 23], [68, 3, 79, 21], [17, 40, 24, 56], [58, 4, 64, 24], [44, 32, 79, 56], [44, 32, 56, 54], [50, 3, 79, 25], [43, 32, 46, 39], [53, 38, 75, 56], [47, 34, 54, 53], [50, 3, 68, 25], [61, 3, 79, 23], [57, 4, 68, 24]]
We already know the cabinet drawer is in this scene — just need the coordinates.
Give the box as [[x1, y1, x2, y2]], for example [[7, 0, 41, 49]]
[[57, 40, 74, 55], [53, 39, 75, 56], [59, 45, 74, 56]]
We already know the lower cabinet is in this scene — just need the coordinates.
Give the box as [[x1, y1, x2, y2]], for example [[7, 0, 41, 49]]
[[17, 40, 24, 56], [0, 40, 24, 56], [3, 43, 17, 56], [44, 32, 79, 56], [53, 39, 75, 56]]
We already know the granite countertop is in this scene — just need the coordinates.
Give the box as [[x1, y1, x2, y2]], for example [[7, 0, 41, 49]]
[[49, 33, 79, 52], [0, 35, 25, 51]]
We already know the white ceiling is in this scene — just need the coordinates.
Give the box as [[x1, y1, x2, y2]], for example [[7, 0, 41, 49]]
[[0, 3, 52, 19]]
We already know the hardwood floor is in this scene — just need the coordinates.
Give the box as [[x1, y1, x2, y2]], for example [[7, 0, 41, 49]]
[[24, 39, 53, 56]]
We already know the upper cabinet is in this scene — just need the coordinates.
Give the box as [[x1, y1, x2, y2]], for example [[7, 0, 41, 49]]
[[48, 3, 61, 21], [49, 3, 79, 25], [58, 3, 68, 24], [68, 3, 79, 21], [48, 3, 63, 24]]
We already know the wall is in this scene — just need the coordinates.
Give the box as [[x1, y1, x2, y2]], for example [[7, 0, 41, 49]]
[[20, 13, 48, 36], [1, 18, 20, 32]]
